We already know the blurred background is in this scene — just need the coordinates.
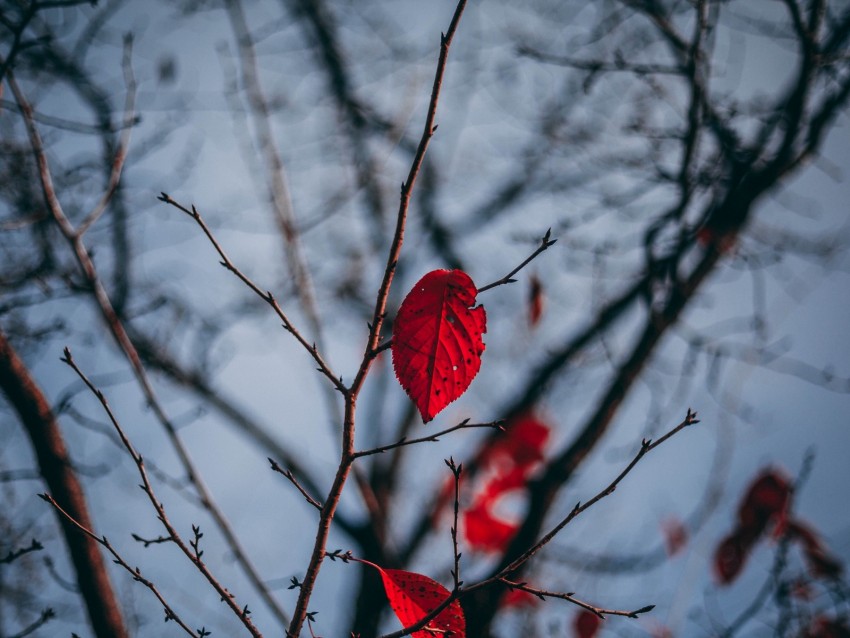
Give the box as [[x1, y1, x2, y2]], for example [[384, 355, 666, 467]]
[[1, 0, 849, 636]]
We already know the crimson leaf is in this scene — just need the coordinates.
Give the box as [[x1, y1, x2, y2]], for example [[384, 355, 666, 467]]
[[392, 269, 486, 422], [357, 559, 465, 637]]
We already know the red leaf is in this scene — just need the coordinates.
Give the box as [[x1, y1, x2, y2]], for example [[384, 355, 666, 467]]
[[392, 270, 486, 422], [464, 502, 518, 553], [714, 467, 793, 585], [573, 610, 602, 638], [737, 469, 791, 533], [713, 528, 759, 585], [357, 559, 465, 638], [464, 413, 551, 553], [488, 415, 550, 469]]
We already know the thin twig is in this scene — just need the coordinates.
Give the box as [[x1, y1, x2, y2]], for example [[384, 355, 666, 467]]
[[499, 578, 655, 619], [158, 194, 345, 395], [60, 349, 264, 638], [0, 539, 43, 565], [447, 457, 463, 591], [477, 229, 557, 293], [352, 419, 503, 459], [494, 409, 700, 578], [269, 458, 323, 511], [517, 44, 684, 75], [369, 228, 555, 355], [131, 533, 174, 548], [6, 608, 56, 638], [38, 494, 200, 637]]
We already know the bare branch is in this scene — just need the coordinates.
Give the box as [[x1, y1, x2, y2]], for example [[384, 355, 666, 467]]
[[60, 348, 266, 637], [0, 539, 43, 565], [499, 578, 655, 619], [352, 419, 504, 459], [157, 193, 345, 394], [39, 494, 201, 638], [492, 410, 700, 581], [477, 229, 557, 293], [269, 458, 323, 511]]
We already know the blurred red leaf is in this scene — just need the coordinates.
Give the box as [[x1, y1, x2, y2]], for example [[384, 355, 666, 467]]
[[661, 517, 688, 557], [500, 586, 540, 609], [464, 413, 551, 553], [714, 528, 759, 585], [392, 269, 486, 423], [464, 502, 518, 553], [574, 610, 602, 638], [484, 414, 550, 469], [714, 467, 792, 585], [738, 470, 791, 532], [527, 273, 544, 328], [802, 616, 850, 638], [786, 519, 844, 580], [650, 625, 674, 638], [357, 559, 465, 638]]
